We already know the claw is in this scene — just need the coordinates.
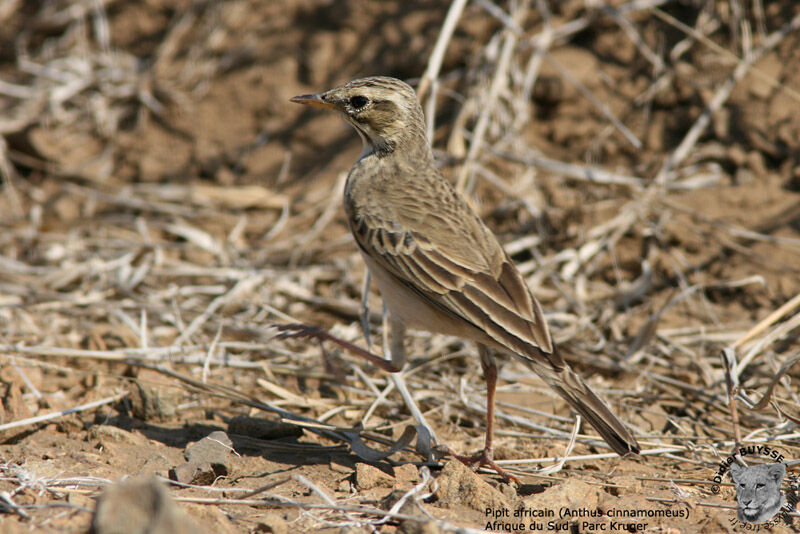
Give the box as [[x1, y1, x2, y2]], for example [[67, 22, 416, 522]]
[[440, 445, 521, 486]]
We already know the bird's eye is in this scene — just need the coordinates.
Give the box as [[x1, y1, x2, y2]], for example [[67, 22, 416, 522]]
[[350, 95, 368, 109]]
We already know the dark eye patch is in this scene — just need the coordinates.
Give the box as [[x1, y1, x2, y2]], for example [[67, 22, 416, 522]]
[[350, 95, 368, 109]]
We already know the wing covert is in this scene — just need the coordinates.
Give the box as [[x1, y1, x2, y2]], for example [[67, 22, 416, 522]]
[[350, 211, 559, 366]]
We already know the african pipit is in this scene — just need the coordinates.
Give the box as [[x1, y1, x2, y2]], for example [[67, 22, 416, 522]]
[[291, 76, 639, 480]]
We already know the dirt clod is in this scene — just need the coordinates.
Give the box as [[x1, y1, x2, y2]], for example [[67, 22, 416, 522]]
[[169, 460, 220, 485], [90, 476, 197, 534], [379, 489, 436, 534], [88, 424, 139, 445], [169, 430, 235, 483], [434, 460, 511, 512], [394, 463, 419, 488], [254, 512, 289, 534], [185, 430, 234, 466], [2, 382, 32, 423], [129, 384, 180, 422], [355, 462, 395, 490], [524, 478, 600, 512]]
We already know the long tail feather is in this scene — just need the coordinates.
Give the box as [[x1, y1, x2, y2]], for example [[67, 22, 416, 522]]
[[527, 357, 640, 455]]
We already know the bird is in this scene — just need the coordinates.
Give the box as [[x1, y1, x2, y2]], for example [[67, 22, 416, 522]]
[[291, 76, 639, 481]]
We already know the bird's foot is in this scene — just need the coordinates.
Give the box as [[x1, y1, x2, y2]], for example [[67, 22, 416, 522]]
[[441, 445, 520, 485]]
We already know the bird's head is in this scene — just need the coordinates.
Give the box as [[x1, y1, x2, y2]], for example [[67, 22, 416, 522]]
[[291, 76, 426, 157]]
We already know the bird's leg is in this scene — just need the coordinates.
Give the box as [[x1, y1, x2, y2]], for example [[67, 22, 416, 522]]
[[384, 308, 408, 371], [276, 315, 437, 458], [360, 271, 373, 350], [479, 345, 499, 460], [382, 307, 439, 446], [444, 345, 520, 485]]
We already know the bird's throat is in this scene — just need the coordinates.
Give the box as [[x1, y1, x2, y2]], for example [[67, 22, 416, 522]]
[[350, 122, 394, 160]]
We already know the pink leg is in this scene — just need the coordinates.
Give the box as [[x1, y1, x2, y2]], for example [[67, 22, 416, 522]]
[[444, 345, 520, 484]]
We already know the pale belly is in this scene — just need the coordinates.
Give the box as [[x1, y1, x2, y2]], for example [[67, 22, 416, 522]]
[[360, 251, 498, 347]]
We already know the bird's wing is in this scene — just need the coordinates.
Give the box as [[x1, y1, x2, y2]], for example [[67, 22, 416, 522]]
[[350, 190, 560, 368]]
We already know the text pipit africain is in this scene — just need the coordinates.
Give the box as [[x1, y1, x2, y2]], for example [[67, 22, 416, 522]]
[[291, 76, 639, 481]]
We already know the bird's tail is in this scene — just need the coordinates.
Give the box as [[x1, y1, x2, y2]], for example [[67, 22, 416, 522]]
[[529, 359, 640, 456]]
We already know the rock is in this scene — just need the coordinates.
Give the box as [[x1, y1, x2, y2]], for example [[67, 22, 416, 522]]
[[90, 476, 197, 534], [524, 479, 600, 530], [394, 463, 419, 488], [28, 126, 107, 182], [329, 458, 355, 474], [140, 453, 173, 478], [136, 125, 192, 182], [173, 430, 234, 484], [169, 460, 221, 485], [185, 430, 234, 467], [498, 481, 518, 502], [227, 416, 303, 440], [0, 364, 42, 392], [434, 460, 510, 512], [540, 46, 599, 99], [381, 489, 415, 513], [253, 512, 288, 534], [2, 382, 32, 423], [607, 475, 643, 496], [748, 52, 782, 99], [525, 478, 599, 508], [355, 463, 395, 490], [380, 489, 440, 534], [89, 425, 139, 445], [182, 504, 236, 534], [400, 522, 443, 534], [129, 383, 180, 421], [67, 491, 93, 510]]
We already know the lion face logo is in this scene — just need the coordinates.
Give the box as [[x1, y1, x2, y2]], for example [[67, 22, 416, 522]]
[[730, 463, 786, 524]]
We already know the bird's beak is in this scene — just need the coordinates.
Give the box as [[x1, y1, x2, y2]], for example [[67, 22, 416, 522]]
[[290, 92, 337, 110]]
